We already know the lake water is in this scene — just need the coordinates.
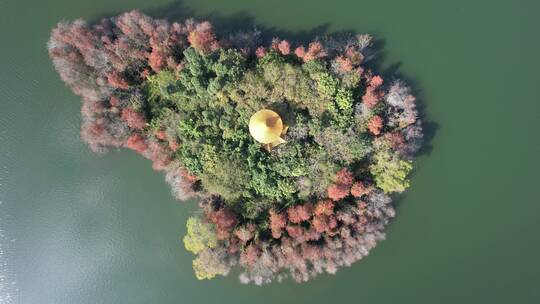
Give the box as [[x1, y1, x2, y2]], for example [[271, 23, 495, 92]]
[[1, 0, 539, 303]]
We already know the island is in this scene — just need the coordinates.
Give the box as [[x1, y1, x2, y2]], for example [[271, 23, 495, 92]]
[[48, 10, 423, 285]]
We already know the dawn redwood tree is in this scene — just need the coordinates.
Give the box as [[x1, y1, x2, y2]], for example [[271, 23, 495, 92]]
[[294, 46, 306, 59], [276, 39, 291, 55], [255, 46, 267, 58], [287, 203, 313, 224], [125, 134, 148, 153], [314, 200, 335, 216], [327, 184, 349, 201], [327, 168, 354, 201], [121, 107, 146, 129], [334, 56, 354, 73], [269, 210, 287, 238], [351, 181, 371, 198], [368, 115, 384, 135], [188, 21, 220, 53], [362, 75, 384, 108]]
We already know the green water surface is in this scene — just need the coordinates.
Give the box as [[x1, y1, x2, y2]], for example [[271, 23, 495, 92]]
[[1, 0, 539, 303]]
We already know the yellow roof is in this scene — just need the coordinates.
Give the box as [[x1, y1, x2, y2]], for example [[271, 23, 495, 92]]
[[249, 109, 284, 144]]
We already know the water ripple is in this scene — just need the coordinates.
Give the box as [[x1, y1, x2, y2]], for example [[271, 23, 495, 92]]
[[0, 223, 16, 304]]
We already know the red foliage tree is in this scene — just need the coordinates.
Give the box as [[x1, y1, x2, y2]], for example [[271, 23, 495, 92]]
[[362, 90, 379, 108], [179, 168, 198, 185], [255, 46, 266, 58], [350, 181, 371, 198], [155, 130, 167, 140], [286, 225, 304, 241], [294, 46, 306, 59], [303, 42, 327, 62], [287, 203, 313, 224], [362, 75, 384, 108], [327, 184, 349, 201], [371, 75, 383, 87], [168, 139, 179, 151], [121, 107, 146, 130], [368, 115, 383, 136], [304, 226, 323, 241], [148, 141, 172, 171], [327, 169, 354, 201], [109, 96, 121, 107], [188, 21, 220, 53], [208, 207, 238, 240], [314, 200, 335, 216], [125, 134, 148, 153], [269, 210, 287, 238], [227, 238, 240, 254], [335, 168, 354, 186], [277, 40, 291, 55], [107, 71, 129, 90], [298, 203, 313, 221], [335, 56, 353, 73], [240, 244, 261, 267], [148, 48, 166, 73], [312, 214, 338, 233], [287, 206, 302, 224]]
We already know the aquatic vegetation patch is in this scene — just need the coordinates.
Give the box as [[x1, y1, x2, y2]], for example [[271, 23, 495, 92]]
[[49, 10, 423, 284]]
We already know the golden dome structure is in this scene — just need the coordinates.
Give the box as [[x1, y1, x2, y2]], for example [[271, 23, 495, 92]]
[[249, 109, 287, 150]]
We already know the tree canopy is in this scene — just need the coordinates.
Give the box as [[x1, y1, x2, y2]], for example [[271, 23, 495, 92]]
[[49, 11, 424, 285]]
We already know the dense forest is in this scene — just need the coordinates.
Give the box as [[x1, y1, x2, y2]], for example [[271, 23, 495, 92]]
[[49, 10, 423, 285]]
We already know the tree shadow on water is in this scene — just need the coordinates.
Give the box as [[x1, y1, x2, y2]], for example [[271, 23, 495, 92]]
[[367, 38, 439, 159], [144, 0, 331, 45]]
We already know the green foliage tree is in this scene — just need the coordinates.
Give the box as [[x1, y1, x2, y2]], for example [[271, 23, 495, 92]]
[[183, 216, 218, 254], [199, 156, 251, 201], [370, 149, 413, 193]]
